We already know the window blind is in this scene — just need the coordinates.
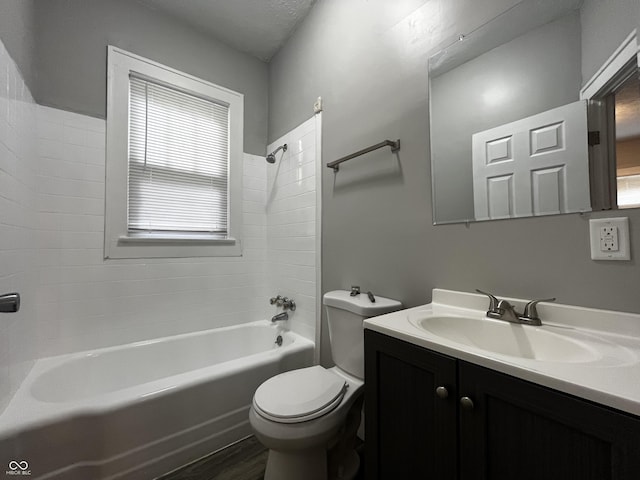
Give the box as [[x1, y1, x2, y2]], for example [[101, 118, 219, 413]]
[[128, 75, 230, 235]]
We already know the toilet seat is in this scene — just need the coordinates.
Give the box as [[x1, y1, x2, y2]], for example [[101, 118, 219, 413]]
[[253, 366, 348, 424]]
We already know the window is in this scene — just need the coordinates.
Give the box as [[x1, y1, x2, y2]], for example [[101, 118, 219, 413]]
[[617, 174, 640, 208], [105, 47, 243, 258], [128, 76, 230, 235]]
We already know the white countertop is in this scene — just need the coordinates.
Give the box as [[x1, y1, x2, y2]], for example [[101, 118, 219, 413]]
[[364, 289, 640, 417]]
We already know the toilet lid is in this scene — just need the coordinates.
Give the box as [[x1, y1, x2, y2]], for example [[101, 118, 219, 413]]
[[253, 366, 348, 424]]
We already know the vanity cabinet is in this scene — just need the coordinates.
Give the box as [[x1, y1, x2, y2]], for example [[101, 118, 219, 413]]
[[364, 330, 640, 480]]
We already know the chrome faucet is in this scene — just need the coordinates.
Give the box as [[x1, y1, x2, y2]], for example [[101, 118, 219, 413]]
[[0, 293, 20, 313], [476, 289, 555, 326], [269, 295, 296, 311], [281, 297, 296, 311], [271, 311, 289, 323]]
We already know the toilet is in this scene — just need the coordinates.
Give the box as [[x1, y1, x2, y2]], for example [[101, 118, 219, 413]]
[[249, 290, 402, 480]]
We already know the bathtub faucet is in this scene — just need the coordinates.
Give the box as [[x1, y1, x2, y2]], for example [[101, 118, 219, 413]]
[[270, 295, 296, 311], [271, 312, 289, 323]]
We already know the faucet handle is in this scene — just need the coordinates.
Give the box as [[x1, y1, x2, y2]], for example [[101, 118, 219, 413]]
[[282, 297, 296, 311], [476, 289, 500, 314], [0, 293, 20, 313], [270, 295, 283, 305], [522, 297, 556, 322]]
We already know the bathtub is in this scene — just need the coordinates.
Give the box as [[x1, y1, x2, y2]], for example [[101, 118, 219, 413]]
[[0, 321, 314, 479]]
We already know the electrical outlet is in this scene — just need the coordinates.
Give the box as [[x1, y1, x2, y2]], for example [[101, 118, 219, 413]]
[[590, 217, 630, 260], [599, 226, 619, 251]]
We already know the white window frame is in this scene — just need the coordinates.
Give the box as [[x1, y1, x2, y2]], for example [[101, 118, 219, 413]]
[[105, 46, 243, 259]]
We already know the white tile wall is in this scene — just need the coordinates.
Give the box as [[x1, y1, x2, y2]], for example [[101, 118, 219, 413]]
[[0, 37, 320, 412], [0, 40, 38, 413], [267, 117, 319, 341], [36, 104, 270, 356]]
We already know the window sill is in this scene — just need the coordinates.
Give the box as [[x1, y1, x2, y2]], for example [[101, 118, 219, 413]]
[[118, 234, 238, 245], [104, 234, 242, 259]]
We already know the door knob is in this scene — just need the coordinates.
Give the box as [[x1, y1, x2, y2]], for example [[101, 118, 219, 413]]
[[460, 396, 474, 410], [436, 386, 449, 399]]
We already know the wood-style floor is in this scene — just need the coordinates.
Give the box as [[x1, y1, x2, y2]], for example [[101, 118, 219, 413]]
[[157, 436, 268, 480], [157, 435, 365, 480]]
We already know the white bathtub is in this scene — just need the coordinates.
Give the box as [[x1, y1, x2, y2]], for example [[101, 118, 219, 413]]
[[0, 321, 314, 479]]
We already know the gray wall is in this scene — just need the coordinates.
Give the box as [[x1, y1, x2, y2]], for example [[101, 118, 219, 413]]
[[268, 0, 640, 365], [580, 0, 638, 83], [34, 0, 268, 155], [431, 12, 582, 223], [0, 0, 36, 91]]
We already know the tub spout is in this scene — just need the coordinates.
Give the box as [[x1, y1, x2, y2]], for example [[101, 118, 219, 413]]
[[271, 312, 288, 323]]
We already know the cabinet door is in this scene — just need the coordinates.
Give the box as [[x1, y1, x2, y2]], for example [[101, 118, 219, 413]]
[[364, 330, 457, 480], [459, 361, 640, 480]]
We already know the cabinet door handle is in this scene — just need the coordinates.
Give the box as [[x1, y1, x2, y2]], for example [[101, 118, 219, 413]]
[[435, 386, 449, 399], [460, 396, 474, 410]]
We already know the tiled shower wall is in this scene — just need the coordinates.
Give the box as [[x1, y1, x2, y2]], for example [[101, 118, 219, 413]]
[[0, 41, 38, 412], [35, 106, 270, 357], [0, 38, 320, 411], [35, 108, 321, 355], [266, 117, 319, 341]]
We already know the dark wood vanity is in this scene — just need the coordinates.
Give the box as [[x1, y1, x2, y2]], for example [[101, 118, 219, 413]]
[[364, 330, 640, 480]]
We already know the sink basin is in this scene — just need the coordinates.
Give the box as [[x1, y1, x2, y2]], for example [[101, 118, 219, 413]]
[[408, 314, 601, 363]]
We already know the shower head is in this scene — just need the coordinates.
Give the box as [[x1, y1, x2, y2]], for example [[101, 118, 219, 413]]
[[266, 144, 287, 164]]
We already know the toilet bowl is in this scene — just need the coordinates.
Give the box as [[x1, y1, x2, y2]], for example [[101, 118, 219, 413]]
[[250, 366, 363, 480], [249, 290, 402, 480]]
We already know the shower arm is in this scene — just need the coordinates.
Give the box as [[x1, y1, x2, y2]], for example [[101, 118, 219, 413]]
[[269, 144, 287, 157]]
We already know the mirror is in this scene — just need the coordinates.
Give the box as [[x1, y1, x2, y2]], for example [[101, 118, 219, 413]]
[[429, 0, 640, 224]]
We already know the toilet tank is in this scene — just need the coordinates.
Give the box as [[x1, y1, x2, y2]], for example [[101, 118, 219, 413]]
[[323, 290, 402, 379]]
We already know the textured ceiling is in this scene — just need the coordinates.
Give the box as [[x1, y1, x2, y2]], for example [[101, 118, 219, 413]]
[[139, 0, 316, 61]]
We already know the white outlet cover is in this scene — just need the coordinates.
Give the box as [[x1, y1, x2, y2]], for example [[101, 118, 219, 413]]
[[589, 217, 631, 260]]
